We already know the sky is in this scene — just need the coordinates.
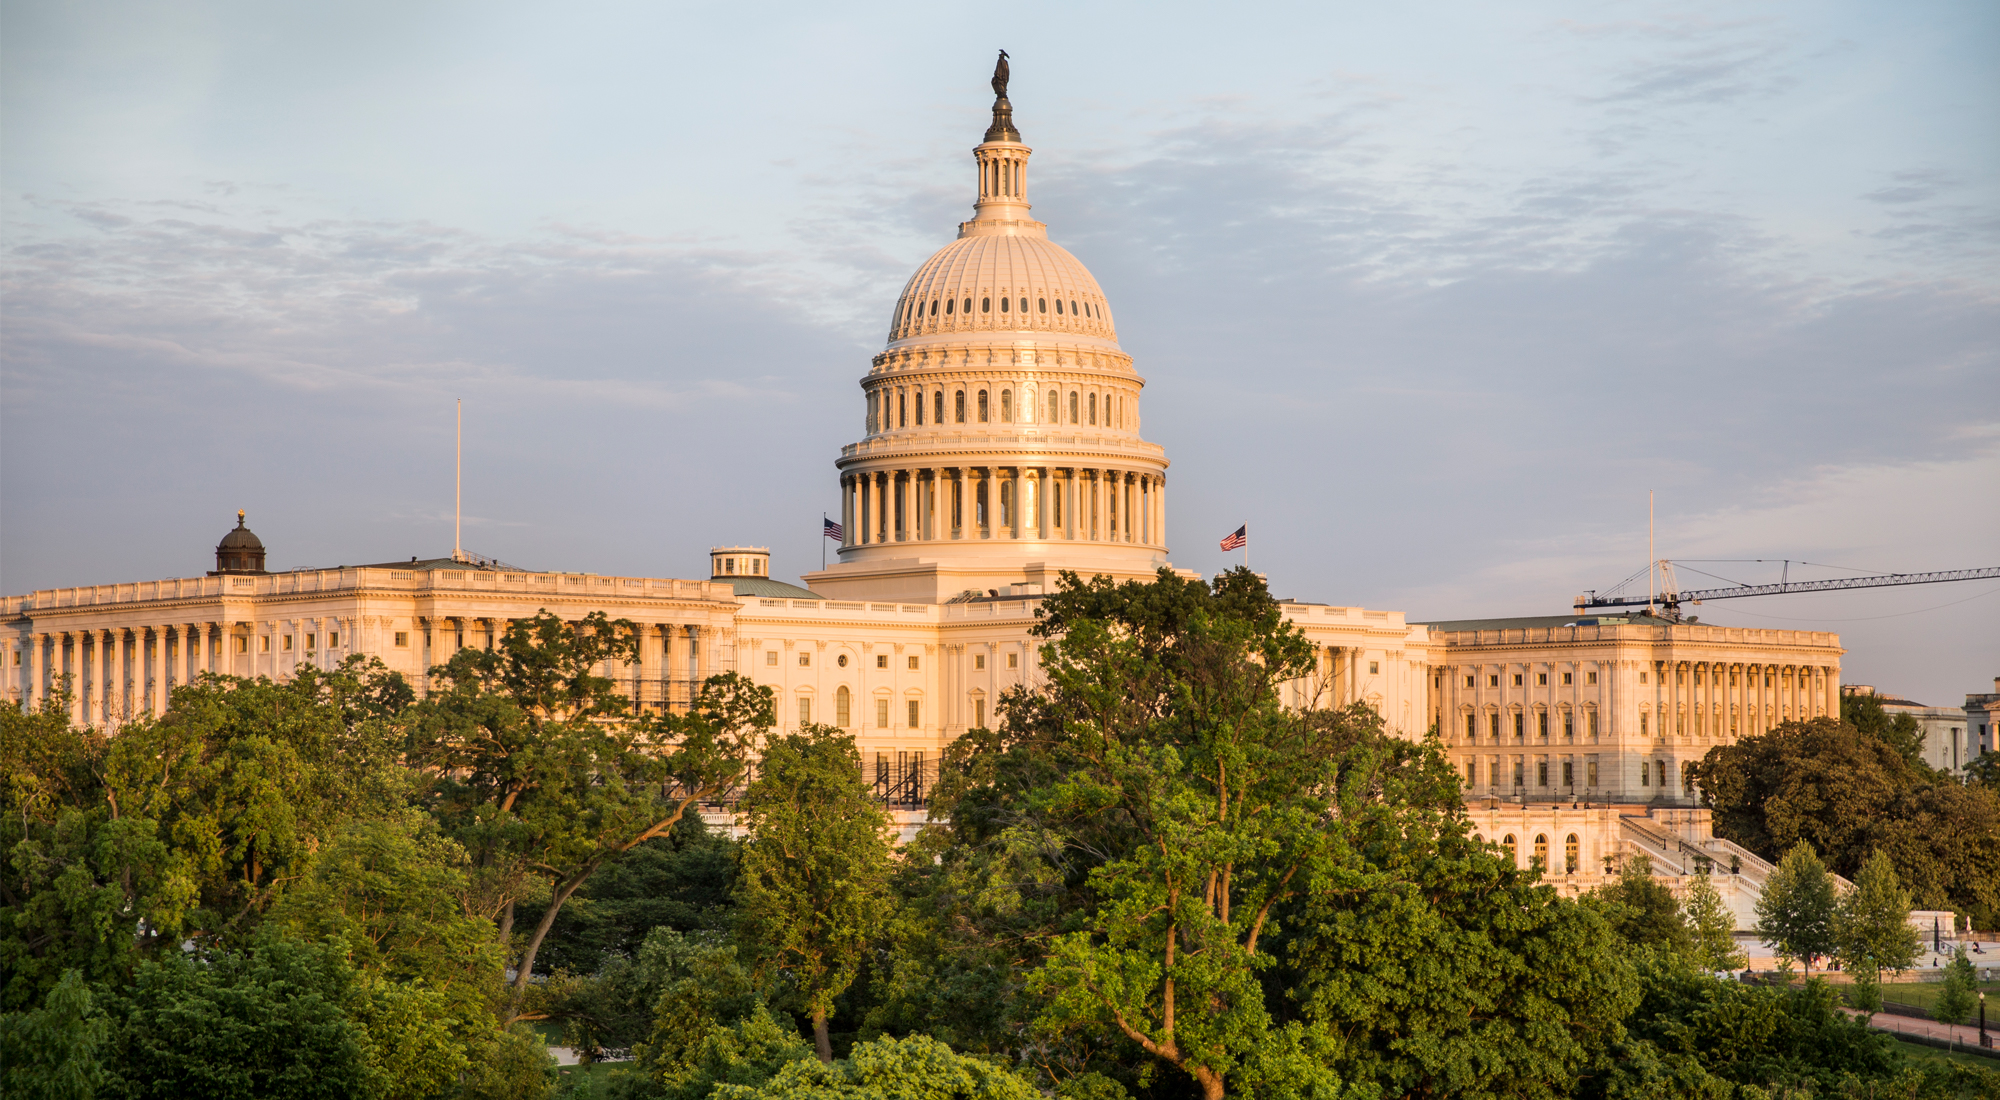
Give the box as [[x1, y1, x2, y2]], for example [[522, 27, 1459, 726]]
[[3, 0, 1996, 705]]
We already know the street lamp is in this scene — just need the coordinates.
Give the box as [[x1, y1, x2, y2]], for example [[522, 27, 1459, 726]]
[[1980, 991, 1989, 1050]]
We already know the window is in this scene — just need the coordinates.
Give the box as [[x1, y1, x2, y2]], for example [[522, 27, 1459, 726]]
[[1038, 297, 1046, 313], [1563, 759, 1574, 785], [1587, 671, 1598, 685], [1641, 712, 1649, 735], [1564, 712, 1573, 741], [1001, 390, 1013, 422], [876, 699, 890, 728], [1562, 672, 1572, 685], [955, 391, 966, 422], [1465, 674, 1474, 687], [238, 637, 252, 653], [394, 631, 408, 647], [302, 633, 316, 650], [984, 297, 992, 313], [1464, 758, 1477, 785], [1048, 390, 1060, 422], [1640, 672, 1649, 684], [908, 655, 919, 670], [908, 700, 921, 728], [899, 393, 907, 427], [799, 653, 811, 667], [1000, 295, 1008, 312], [1538, 713, 1548, 741], [1368, 660, 1379, 674], [260, 636, 271, 652], [976, 698, 987, 728], [837, 654, 849, 668], [1489, 713, 1500, 741], [1055, 298, 1063, 314], [282, 635, 294, 651], [1565, 834, 1579, 874], [974, 654, 986, 670], [1513, 713, 1524, 741], [978, 390, 989, 422], [1537, 672, 1547, 686], [837, 685, 851, 726], [1489, 674, 1499, 687], [798, 697, 811, 726], [1513, 673, 1523, 687], [190, 637, 202, 656], [1641, 760, 1650, 786], [877, 654, 889, 669], [946, 297, 954, 314], [1587, 758, 1599, 786], [1503, 834, 1517, 862], [1070, 300, 1078, 315], [1537, 759, 1548, 786], [767, 651, 779, 666], [934, 392, 945, 422], [1512, 758, 1524, 786], [929, 298, 938, 315], [1590, 711, 1599, 739], [964, 298, 972, 313], [1533, 834, 1548, 868], [1465, 714, 1476, 741], [1069, 391, 1079, 423], [1088, 393, 1097, 424], [1007, 652, 1018, 669], [327, 632, 339, 648]]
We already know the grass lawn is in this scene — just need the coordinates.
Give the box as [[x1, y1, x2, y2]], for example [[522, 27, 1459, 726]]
[[1874, 979, 2000, 1023], [1891, 1038, 2000, 1073]]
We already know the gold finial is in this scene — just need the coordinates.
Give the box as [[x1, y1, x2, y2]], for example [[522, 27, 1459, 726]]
[[237, 509, 246, 524]]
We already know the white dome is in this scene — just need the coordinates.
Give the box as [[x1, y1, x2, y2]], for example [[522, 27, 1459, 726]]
[[888, 231, 1117, 345]]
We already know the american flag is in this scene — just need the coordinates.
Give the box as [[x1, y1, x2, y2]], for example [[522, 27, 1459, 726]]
[[823, 516, 844, 541], [1220, 525, 1247, 551]]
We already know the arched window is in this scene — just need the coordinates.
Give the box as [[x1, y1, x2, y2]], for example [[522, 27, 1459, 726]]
[[1054, 298, 1063, 314], [1502, 834, 1517, 863], [945, 297, 955, 315], [1019, 298, 1028, 313], [999, 481, 1012, 527], [914, 389, 924, 425], [982, 297, 991, 313], [1000, 390, 1013, 422], [898, 392, 906, 428], [836, 685, 851, 727], [963, 298, 972, 314], [1069, 391, 1079, 423], [975, 480, 988, 526], [1085, 302, 1093, 317], [1049, 390, 1060, 423], [1116, 396, 1123, 428], [955, 391, 965, 423], [1000, 296, 1008, 313], [977, 390, 989, 422], [1533, 834, 1549, 869], [1071, 300, 1079, 316], [1038, 298, 1047, 313], [934, 392, 945, 424], [1089, 393, 1097, 424], [930, 299, 938, 316], [1564, 834, 1579, 874]]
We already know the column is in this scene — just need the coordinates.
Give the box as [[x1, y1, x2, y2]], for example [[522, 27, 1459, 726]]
[[112, 628, 129, 723], [61, 634, 80, 726], [1009, 467, 1023, 538], [1156, 477, 1166, 546], [150, 626, 167, 715], [23, 633, 40, 710]]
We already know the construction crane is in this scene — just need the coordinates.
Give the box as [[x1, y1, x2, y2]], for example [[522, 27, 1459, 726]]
[[1573, 562, 2000, 621]]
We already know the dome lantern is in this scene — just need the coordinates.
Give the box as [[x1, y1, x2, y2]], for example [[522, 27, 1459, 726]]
[[212, 510, 268, 575]]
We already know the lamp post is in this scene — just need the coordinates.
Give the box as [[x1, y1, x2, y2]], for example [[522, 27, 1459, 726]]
[[1981, 991, 1989, 1050]]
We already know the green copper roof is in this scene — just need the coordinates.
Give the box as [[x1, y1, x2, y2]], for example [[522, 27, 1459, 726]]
[[725, 577, 826, 600]]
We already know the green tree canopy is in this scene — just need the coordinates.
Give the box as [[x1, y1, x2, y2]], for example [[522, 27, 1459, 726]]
[[735, 724, 895, 1063], [1755, 842, 1839, 976], [1680, 872, 1747, 973], [1832, 849, 1921, 985]]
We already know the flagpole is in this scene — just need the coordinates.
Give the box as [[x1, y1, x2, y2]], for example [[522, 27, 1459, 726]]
[[822, 514, 827, 570]]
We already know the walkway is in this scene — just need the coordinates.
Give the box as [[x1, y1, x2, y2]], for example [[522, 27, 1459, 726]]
[[1842, 1008, 1998, 1056]]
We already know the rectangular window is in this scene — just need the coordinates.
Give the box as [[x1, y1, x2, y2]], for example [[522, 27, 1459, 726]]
[[1641, 712, 1649, 735], [282, 635, 294, 651], [1562, 672, 1572, 685], [1563, 759, 1574, 786], [909, 655, 920, 670], [1641, 760, 1650, 786], [956, 391, 965, 422], [799, 653, 810, 667], [915, 390, 924, 425], [975, 698, 987, 728], [766, 651, 779, 666], [1465, 714, 1476, 741], [1538, 713, 1548, 741], [1564, 713, 1573, 741], [876, 699, 890, 728], [189, 638, 201, 656], [908, 700, 920, 728], [236, 637, 250, 654], [1587, 671, 1597, 685], [1488, 755, 1501, 788], [1640, 672, 1649, 684], [1007, 652, 1018, 669], [974, 654, 986, 670], [877, 654, 888, 669], [837, 691, 851, 726], [1512, 757, 1524, 787], [1513, 713, 1524, 742], [1465, 675, 1474, 687], [327, 632, 338, 648], [394, 632, 408, 647], [1489, 713, 1500, 741], [1489, 674, 1499, 687], [1537, 672, 1547, 686], [1368, 660, 1380, 674], [798, 698, 811, 726], [1537, 759, 1548, 786], [1513, 673, 1523, 687], [1464, 757, 1476, 785], [1590, 711, 1599, 740], [260, 636, 271, 653], [1587, 758, 1599, 786]]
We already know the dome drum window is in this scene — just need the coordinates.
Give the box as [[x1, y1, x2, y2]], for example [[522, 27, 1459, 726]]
[[998, 296, 1007, 313], [1038, 298, 1046, 313]]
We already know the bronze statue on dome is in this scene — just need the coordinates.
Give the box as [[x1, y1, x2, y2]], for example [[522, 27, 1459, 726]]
[[992, 50, 1009, 101]]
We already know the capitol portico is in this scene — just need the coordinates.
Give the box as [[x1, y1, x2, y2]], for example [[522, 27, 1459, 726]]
[[3, 67, 1837, 919]]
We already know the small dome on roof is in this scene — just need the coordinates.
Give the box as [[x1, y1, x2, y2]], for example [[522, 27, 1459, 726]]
[[219, 510, 265, 551]]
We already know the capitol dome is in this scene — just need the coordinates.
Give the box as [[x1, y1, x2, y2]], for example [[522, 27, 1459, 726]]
[[804, 60, 1171, 605]]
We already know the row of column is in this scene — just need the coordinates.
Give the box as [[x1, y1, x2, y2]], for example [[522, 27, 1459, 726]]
[[841, 467, 1164, 547], [13, 624, 224, 728], [418, 617, 712, 711], [1650, 661, 1836, 741]]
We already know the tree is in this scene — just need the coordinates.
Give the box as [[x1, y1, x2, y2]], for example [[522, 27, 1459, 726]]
[[0, 969, 108, 1100], [1935, 947, 1978, 1025], [1681, 872, 1747, 972], [537, 814, 737, 979], [1841, 691, 1926, 766], [707, 1033, 1038, 1100], [735, 724, 895, 1063], [1756, 842, 1838, 976], [406, 611, 773, 1018], [1831, 850, 1920, 992], [1587, 854, 1693, 956]]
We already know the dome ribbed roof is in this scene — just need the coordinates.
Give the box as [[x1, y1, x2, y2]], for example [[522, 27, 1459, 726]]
[[218, 512, 264, 551], [888, 233, 1116, 345]]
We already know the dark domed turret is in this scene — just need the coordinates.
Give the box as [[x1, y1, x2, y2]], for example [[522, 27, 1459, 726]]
[[212, 510, 267, 575]]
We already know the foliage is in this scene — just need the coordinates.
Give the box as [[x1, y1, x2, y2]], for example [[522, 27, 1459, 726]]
[[708, 1033, 1038, 1100], [405, 611, 773, 1017], [1934, 947, 1978, 1025], [613, 1002, 812, 1100], [1693, 717, 2000, 925], [0, 969, 108, 1100], [100, 934, 374, 1100], [1840, 691, 1928, 766], [538, 814, 737, 978], [1586, 854, 1694, 957], [735, 724, 895, 1062], [1832, 849, 1921, 987], [1755, 842, 1839, 976], [1681, 873, 1748, 972]]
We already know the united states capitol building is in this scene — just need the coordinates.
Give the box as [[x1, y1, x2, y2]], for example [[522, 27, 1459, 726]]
[[2, 76, 1859, 925]]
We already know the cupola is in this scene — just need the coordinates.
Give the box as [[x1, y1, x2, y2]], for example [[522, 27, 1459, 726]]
[[212, 510, 268, 575], [710, 546, 770, 579]]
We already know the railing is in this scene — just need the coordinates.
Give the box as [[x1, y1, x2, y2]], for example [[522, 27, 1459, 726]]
[[663, 752, 938, 813]]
